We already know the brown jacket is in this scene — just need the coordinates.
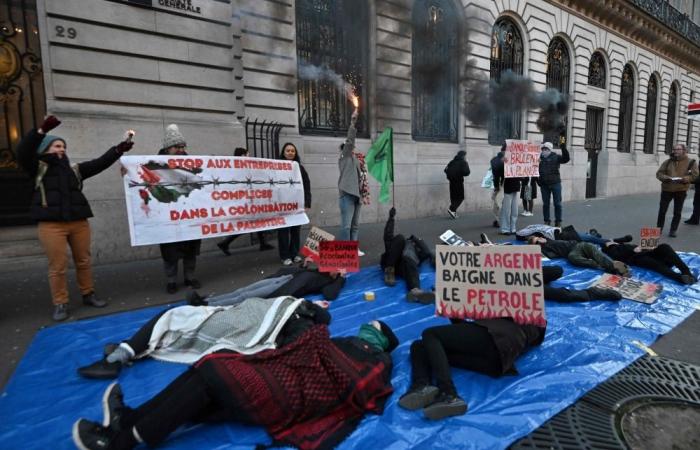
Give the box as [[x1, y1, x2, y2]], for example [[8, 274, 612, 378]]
[[656, 155, 698, 192]]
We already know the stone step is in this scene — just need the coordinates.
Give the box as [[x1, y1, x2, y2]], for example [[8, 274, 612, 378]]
[[0, 239, 44, 258], [0, 254, 46, 272], [0, 226, 37, 243]]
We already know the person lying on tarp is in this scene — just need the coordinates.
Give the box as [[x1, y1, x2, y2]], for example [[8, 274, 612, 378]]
[[398, 317, 545, 420], [77, 296, 331, 380], [527, 236, 630, 277], [72, 322, 398, 450], [601, 241, 697, 285], [515, 223, 633, 246], [187, 258, 346, 307], [380, 207, 436, 304]]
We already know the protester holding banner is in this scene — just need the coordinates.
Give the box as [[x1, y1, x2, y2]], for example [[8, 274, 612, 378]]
[[538, 140, 570, 227], [216, 147, 275, 256], [520, 177, 538, 216], [398, 318, 545, 420], [16, 115, 134, 321], [444, 150, 470, 219], [73, 323, 397, 450], [77, 296, 333, 379], [276, 143, 311, 266], [156, 125, 203, 294], [338, 109, 369, 253], [380, 208, 436, 303], [656, 143, 697, 237], [602, 241, 697, 285]]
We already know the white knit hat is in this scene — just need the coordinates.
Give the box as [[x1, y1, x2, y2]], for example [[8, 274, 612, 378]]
[[541, 142, 554, 151], [161, 124, 186, 150]]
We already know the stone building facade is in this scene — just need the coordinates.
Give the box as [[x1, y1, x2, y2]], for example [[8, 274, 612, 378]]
[[1, 0, 699, 266]]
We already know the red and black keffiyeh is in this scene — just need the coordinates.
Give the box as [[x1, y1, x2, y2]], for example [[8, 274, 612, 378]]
[[195, 325, 393, 450]]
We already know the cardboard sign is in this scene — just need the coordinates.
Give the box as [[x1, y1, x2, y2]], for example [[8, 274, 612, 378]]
[[640, 227, 661, 250], [300, 226, 335, 261], [436, 245, 546, 326], [439, 230, 472, 246], [319, 240, 359, 273], [504, 140, 541, 178], [592, 274, 663, 304], [121, 156, 308, 246]]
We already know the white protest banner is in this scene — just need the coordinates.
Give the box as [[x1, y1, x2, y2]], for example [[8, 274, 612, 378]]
[[301, 226, 335, 261], [504, 139, 541, 178], [436, 244, 546, 326], [121, 155, 308, 246]]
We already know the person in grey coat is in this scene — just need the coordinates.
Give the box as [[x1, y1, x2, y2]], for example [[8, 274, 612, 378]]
[[338, 109, 366, 249]]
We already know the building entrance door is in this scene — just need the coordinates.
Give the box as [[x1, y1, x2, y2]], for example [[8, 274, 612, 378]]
[[584, 107, 604, 198], [0, 0, 46, 226]]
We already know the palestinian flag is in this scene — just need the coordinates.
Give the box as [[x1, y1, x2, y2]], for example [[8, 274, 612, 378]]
[[138, 162, 204, 204], [689, 103, 700, 121]]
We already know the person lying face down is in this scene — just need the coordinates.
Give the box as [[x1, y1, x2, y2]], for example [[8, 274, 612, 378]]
[[380, 207, 436, 304], [398, 316, 544, 421], [77, 297, 332, 380], [602, 241, 697, 285], [527, 236, 630, 277], [72, 322, 399, 450]]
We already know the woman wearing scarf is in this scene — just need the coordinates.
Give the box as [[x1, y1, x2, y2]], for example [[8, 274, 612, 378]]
[[72, 322, 398, 450], [338, 108, 370, 255]]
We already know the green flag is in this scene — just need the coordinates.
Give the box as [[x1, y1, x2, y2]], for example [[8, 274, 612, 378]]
[[366, 127, 394, 203]]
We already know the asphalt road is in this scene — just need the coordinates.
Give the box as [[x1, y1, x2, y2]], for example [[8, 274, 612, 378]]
[[1, 191, 699, 389]]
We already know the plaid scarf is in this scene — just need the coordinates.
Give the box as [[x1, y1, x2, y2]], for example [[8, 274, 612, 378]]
[[196, 326, 392, 450], [354, 152, 371, 205]]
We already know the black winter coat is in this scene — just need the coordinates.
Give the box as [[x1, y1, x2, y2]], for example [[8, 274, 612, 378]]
[[538, 145, 570, 186], [445, 158, 470, 182], [17, 129, 123, 222]]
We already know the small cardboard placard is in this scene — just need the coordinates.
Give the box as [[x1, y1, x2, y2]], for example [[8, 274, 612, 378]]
[[319, 240, 359, 273], [439, 229, 471, 246], [301, 226, 335, 261], [504, 139, 541, 178], [591, 273, 663, 304], [436, 245, 546, 326], [640, 227, 661, 250]]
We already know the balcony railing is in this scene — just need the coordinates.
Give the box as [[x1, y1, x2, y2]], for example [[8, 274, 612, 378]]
[[628, 0, 700, 47]]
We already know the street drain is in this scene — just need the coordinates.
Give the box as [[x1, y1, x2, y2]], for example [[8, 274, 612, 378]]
[[618, 400, 700, 450]]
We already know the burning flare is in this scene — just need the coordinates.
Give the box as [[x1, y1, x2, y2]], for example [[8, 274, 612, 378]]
[[350, 94, 359, 109]]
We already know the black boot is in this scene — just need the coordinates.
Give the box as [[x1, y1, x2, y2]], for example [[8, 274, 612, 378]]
[[78, 359, 122, 379]]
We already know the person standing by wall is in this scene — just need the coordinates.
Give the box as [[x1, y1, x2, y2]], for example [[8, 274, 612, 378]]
[[216, 147, 274, 255], [338, 108, 370, 255], [17, 116, 134, 321], [656, 143, 698, 237], [157, 125, 202, 294], [538, 140, 570, 227], [277, 142, 311, 266], [444, 150, 470, 219]]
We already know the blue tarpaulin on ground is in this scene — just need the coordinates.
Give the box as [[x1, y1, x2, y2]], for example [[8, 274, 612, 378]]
[[1, 253, 700, 450]]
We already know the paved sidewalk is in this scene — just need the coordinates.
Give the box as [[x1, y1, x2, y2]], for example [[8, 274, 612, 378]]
[[1, 192, 699, 388]]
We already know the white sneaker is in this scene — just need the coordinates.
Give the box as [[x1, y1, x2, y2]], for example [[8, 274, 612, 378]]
[[293, 256, 303, 263], [520, 211, 528, 216], [358, 250, 365, 257], [282, 258, 293, 266]]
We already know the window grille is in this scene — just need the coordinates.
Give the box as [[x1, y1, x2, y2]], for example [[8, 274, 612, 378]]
[[665, 83, 678, 154], [643, 75, 659, 154], [488, 18, 523, 145], [616, 64, 635, 153], [587, 52, 606, 88], [544, 37, 570, 146], [411, 0, 459, 142], [295, 0, 368, 137]]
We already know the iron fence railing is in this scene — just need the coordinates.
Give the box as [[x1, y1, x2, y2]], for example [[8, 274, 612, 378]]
[[628, 0, 700, 47]]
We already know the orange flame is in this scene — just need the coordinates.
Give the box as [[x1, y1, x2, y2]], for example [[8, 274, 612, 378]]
[[350, 94, 359, 109]]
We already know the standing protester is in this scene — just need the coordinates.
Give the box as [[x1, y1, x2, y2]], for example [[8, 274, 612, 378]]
[[216, 147, 274, 255], [445, 150, 470, 219], [157, 125, 202, 294], [520, 176, 537, 216], [538, 140, 570, 227], [490, 147, 505, 228], [277, 143, 311, 266], [493, 153, 523, 235], [656, 143, 698, 237], [338, 109, 370, 254], [17, 116, 133, 321], [685, 173, 700, 225]]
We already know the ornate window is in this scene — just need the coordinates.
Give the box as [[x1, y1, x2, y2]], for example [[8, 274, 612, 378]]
[[544, 37, 570, 146], [295, 0, 368, 136], [665, 82, 678, 153], [587, 52, 606, 88], [411, 0, 459, 142], [616, 64, 635, 153], [489, 17, 523, 145], [643, 75, 659, 154]]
